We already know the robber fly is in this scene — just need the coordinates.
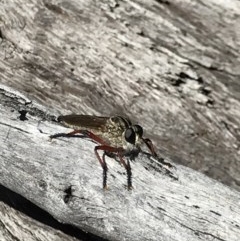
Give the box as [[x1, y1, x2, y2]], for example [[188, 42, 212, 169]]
[[50, 115, 169, 190]]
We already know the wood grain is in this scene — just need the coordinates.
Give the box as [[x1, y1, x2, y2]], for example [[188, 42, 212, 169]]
[[0, 0, 240, 240], [1, 84, 240, 241]]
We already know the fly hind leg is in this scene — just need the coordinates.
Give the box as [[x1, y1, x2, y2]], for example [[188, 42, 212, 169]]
[[94, 146, 109, 189]]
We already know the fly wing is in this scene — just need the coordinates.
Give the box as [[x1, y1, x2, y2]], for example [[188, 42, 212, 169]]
[[57, 115, 109, 131], [57, 115, 131, 147]]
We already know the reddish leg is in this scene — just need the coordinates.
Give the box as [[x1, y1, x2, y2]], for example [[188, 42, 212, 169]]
[[50, 129, 132, 189], [50, 129, 108, 145], [143, 138, 158, 157], [95, 145, 132, 190], [143, 138, 173, 168]]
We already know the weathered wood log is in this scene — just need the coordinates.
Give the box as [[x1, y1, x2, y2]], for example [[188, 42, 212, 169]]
[[0, 194, 79, 241], [1, 0, 240, 240], [1, 85, 240, 241], [0, 0, 239, 192]]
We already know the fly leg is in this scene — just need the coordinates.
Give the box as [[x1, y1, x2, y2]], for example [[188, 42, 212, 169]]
[[65, 131, 112, 189], [50, 130, 83, 139], [143, 138, 173, 168], [59, 130, 132, 189], [51, 130, 131, 189], [94, 146, 110, 189], [102, 153, 108, 189], [118, 154, 132, 190], [50, 129, 107, 144], [95, 145, 132, 190], [50, 129, 111, 189], [142, 138, 158, 157]]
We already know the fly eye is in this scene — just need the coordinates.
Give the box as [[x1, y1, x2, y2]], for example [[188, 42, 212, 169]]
[[133, 125, 143, 137], [125, 128, 136, 144]]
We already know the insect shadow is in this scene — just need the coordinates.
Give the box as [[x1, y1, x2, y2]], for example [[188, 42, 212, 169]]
[[140, 151, 178, 181]]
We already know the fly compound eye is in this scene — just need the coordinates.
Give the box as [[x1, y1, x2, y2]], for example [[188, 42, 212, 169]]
[[125, 128, 136, 144], [133, 125, 143, 138]]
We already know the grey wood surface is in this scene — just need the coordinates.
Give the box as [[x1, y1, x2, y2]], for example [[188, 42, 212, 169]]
[[1, 84, 240, 241], [0, 200, 77, 241], [0, 0, 239, 191], [0, 0, 240, 240]]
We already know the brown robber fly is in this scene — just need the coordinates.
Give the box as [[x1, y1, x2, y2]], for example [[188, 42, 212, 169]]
[[50, 115, 170, 190]]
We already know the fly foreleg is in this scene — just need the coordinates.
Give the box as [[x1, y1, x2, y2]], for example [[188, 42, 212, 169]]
[[143, 138, 173, 168]]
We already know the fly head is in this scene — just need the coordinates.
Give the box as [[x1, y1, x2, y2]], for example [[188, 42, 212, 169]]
[[123, 124, 144, 155]]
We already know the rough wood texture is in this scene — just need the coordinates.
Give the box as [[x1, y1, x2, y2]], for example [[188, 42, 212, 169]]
[[0, 0, 240, 240], [0, 0, 240, 191], [1, 85, 240, 241], [0, 200, 78, 241]]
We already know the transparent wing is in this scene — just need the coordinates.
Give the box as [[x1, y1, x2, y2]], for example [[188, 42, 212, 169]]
[[57, 115, 132, 147], [57, 115, 109, 130]]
